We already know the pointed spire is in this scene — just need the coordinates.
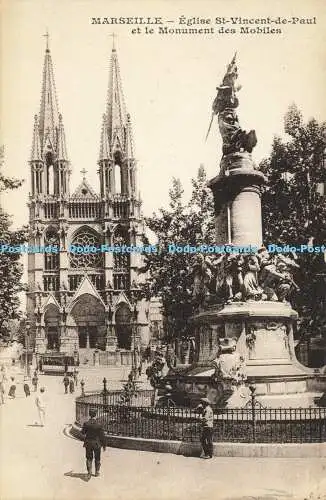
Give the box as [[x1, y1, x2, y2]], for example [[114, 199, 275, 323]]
[[31, 34, 69, 163], [99, 113, 111, 161], [57, 114, 68, 161], [100, 44, 134, 162], [39, 33, 60, 153], [125, 113, 134, 159], [30, 115, 42, 161]]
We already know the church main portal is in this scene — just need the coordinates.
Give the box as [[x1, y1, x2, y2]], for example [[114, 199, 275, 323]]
[[70, 294, 106, 350]]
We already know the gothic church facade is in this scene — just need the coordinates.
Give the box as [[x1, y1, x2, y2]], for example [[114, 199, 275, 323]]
[[26, 39, 153, 360]]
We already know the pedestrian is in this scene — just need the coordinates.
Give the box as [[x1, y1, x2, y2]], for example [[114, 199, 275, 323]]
[[81, 408, 106, 480], [0, 378, 5, 404], [138, 360, 143, 377], [0, 364, 7, 381], [63, 373, 69, 394], [35, 387, 46, 426], [69, 375, 75, 394], [200, 397, 214, 459], [23, 381, 31, 397], [73, 367, 79, 387], [32, 371, 38, 392], [8, 377, 16, 399]]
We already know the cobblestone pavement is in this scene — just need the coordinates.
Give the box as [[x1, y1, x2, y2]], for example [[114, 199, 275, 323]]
[[0, 367, 325, 500]]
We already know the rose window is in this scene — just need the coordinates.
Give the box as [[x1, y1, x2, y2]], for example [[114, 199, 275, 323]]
[[69, 229, 103, 268]]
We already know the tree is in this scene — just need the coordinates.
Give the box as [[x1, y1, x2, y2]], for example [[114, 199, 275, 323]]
[[0, 146, 28, 341], [140, 165, 215, 340], [260, 104, 326, 339]]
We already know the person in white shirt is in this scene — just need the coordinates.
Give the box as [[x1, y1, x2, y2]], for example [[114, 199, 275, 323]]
[[35, 387, 46, 426], [200, 397, 214, 459]]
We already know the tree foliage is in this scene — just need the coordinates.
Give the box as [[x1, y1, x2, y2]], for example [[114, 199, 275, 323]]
[[141, 165, 215, 340], [0, 146, 28, 340], [260, 104, 326, 338]]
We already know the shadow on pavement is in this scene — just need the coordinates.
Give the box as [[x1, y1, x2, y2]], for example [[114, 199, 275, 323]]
[[224, 489, 293, 500], [64, 471, 90, 482], [27, 423, 43, 427]]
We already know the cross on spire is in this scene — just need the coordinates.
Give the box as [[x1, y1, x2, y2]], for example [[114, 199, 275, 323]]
[[43, 29, 50, 51], [80, 168, 88, 179], [109, 33, 117, 51]]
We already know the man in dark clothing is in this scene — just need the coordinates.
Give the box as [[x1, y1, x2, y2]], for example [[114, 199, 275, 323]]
[[81, 408, 106, 479], [63, 374, 69, 394]]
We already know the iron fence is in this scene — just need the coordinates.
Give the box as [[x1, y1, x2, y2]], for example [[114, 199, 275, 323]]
[[75, 395, 326, 443], [79, 389, 154, 407]]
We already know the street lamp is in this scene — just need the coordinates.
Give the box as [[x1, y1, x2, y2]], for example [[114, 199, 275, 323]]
[[132, 305, 138, 372], [25, 320, 31, 379]]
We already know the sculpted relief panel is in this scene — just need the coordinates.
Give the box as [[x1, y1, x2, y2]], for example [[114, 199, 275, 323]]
[[246, 321, 289, 360]]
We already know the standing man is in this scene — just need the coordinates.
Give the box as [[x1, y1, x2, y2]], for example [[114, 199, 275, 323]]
[[73, 367, 79, 387], [23, 380, 31, 397], [32, 371, 38, 392], [63, 373, 69, 394], [0, 378, 5, 404], [35, 387, 46, 426], [81, 408, 106, 479], [69, 375, 75, 394], [8, 377, 16, 398], [200, 397, 214, 459]]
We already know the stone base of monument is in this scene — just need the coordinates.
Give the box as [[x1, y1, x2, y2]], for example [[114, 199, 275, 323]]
[[165, 301, 321, 409]]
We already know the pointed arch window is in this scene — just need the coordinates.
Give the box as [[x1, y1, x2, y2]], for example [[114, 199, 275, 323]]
[[44, 228, 59, 270]]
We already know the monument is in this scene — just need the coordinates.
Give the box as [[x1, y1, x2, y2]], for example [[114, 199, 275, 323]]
[[165, 55, 317, 408]]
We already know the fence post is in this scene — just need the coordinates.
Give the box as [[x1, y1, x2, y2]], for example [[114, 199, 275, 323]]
[[80, 379, 85, 396], [103, 377, 108, 405], [249, 385, 256, 443]]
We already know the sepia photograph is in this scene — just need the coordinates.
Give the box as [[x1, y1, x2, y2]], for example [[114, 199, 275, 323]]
[[0, 1, 326, 499]]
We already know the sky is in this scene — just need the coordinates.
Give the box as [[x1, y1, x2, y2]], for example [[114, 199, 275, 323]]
[[1, 0, 326, 228]]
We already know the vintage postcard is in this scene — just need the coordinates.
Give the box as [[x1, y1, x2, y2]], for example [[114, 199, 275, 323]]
[[1, 1, 325, 499]]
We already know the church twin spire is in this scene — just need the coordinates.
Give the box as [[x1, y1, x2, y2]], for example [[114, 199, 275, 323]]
[[30, 35, 136, 198], [99, 45, 135, 162], [31, 33, 68, 164]]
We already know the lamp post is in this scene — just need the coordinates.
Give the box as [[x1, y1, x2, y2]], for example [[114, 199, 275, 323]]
[[132, 305, 138, 372], [25, 320, 31, 379]]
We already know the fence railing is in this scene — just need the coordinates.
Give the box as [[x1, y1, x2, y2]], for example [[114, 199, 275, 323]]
[[78, 389, 154, 407], [75, 393, 326, 444]]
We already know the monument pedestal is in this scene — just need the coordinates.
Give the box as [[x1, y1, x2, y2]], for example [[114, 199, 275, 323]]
[[167, 302, 317, 408]]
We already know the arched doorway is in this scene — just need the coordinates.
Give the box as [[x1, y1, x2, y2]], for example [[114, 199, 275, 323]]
[[44, 304, 60, 351], [115, 304, 132, 350], [70, 294, 106, 350]]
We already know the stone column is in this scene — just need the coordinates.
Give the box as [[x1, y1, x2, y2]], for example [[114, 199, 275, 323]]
[[59, 224, 69, 290], [105, 309, 117, 352], [230, 185, 263, 248], [104, 228, 114, 288], [208, 154, 266, 249]]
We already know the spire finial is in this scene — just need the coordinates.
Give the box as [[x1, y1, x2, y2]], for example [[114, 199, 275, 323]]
[[80, 168, 88, 179], [109, 33, 117, 52], [43, 29, 50, 52]]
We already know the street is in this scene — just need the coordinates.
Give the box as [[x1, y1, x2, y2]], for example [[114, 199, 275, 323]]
[[0, 368, 325, 500]]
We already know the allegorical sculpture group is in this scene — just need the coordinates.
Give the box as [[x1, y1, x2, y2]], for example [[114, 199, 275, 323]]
[[191, 248, 300, 307]]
